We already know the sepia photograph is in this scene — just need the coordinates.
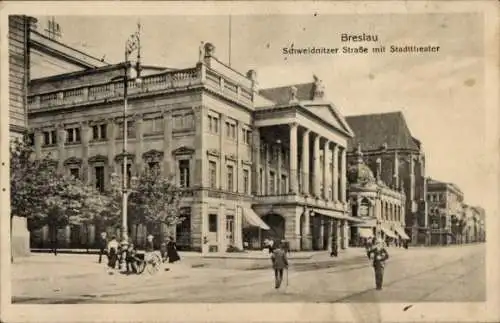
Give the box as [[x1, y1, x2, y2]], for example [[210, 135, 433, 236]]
[[1, 1, 499, 322]]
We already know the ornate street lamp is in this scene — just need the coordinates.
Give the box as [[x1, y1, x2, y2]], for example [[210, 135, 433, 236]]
[[110, 23, 143, 248]]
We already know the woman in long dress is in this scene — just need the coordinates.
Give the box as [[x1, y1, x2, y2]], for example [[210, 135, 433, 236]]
[[166, 236, 181, 263]]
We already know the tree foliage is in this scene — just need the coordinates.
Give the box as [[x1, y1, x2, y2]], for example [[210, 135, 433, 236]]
[[106, 168, 183, 235], [10, 136, 109, 233]]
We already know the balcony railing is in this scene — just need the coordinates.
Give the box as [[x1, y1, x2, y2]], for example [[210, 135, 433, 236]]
[[28, 64, 253, 111]]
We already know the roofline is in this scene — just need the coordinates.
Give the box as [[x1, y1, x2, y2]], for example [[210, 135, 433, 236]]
[[345, 110, 404, 119], [30, 63, 127, 83], [30, 30, 110, 65]]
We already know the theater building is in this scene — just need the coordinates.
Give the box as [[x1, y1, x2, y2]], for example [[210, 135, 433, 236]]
[[27, 42, 355, 252], [347, 146, 408, 246], [345, 112, 428, 245]]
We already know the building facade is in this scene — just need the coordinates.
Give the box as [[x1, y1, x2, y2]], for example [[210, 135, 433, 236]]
[[462, 205, 486, 243], [345, 112, 428, 245], [27, 42, 355, 252], [427, 178, 464, 245], [347, 146, 408, 246]]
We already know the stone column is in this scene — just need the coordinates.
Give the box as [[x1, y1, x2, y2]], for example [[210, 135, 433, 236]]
[[57, 124, 66, 173], [79, 122, 90, 183], [200, 203, 209, 254], [251, 127, 261, 195], [323, 140, 330, 200], [219, 114, 226, 190], [163, 110, 173, 177], [135, 114, 144, 175], [276, 144, 282, 194], [301, 129, 310, 195], [107, 118, 117, 176], [340, 147, 347, 202], [193, 106, 206, 188], [318, 216, 325, 249], [313, 134, 321, 198], [264, 143, 269, 195], [34, 128, 42, 159], [218, 203, 227, 253], [234, 206, 243, 250], [342, 220, 349, 249], [301, 208, 312, 250], [332, 144, 339, 202], [289, 123, 298, 194]]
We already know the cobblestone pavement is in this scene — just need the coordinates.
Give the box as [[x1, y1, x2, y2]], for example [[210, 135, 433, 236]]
[[11, 244, 485, 303]]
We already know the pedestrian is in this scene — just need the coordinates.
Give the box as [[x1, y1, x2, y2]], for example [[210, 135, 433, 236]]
[[330, 239, 338, 257], [271, 241, 289, 289], [368, 238, 390, 290], [166, 236, 181, 263], [98, 231, 108, 264], [107, 236, 119, 273], [125, 243, 139, 274], [146, 234, 154, 253], [160, 240, 168, 263], [365, 237, 373, 259], [267, 238, 275, 254]]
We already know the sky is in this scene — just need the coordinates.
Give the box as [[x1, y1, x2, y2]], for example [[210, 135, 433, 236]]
[[34, 13, 492, 210]]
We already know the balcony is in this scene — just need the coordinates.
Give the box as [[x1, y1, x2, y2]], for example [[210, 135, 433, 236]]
[[28, 64, 253, 112], [253, 193, 347, 211]]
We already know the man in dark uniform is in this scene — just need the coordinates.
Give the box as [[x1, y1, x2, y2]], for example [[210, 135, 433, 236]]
[[271, 242, 289, 289], [368, 239, 390, 290], [98, 232, 108, 264]]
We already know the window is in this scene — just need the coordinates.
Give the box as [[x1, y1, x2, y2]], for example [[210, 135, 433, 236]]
[[94, 166, 105, 192], [117, 120, 135, 138], [242, 128, 252, 144], [208, 114, 219, 134], [66, 127, 81, 144], [243, 169, 249, 194], [43, 130, 57, 146], [260, 146, 266, 163], [147, 161, 160, 174], [281, 175, 287, 194], [26, 133, 35, 146], [269, 171, 276, 195], [179, 160, 190, 188], [227, 165, 234, 192], [209, 161, 217, 189], [209, 214, 218, 232], [173, 113, 194, 130], [92, 124, 107, 140], [69, 168, 80, 179], [144, 117, 164, 134], [225, 120, 237, 140]]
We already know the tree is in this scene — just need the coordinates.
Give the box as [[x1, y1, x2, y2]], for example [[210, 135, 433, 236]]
[[11, 135, 110, 256], [107, 168, 184, 245]]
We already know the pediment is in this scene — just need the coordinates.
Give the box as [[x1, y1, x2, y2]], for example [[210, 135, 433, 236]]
[[305, 104, 354, 136], [143, 149, 164, 161], [114, 153, 135, 162], [172, 146, 195, 156], [88, 155, 108, 163], [64, 157, 82, 165]]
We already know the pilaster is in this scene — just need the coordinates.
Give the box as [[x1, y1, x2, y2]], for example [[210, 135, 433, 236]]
[[107, 118, 117, 173], [218, 203, 227, 252], [332, 144, 339, 202], [193, 106, 205, 188], [340, 147, 347, 202], [219, 114, 226, 190], [251, 128, 261, 194], [56, 123, 66, 173], [81, 121, 90, 183], [34, 128, 42, 159], [162, 110, 173, 177], [135, 114, 144, 175]]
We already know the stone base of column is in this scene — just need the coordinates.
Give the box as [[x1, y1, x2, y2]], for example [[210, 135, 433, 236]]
[[285, 234, 301, 252], [301, 235, 312, 251]]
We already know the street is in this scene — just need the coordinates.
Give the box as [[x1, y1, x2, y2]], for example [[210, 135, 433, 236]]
[[12, 244, 485, 304]]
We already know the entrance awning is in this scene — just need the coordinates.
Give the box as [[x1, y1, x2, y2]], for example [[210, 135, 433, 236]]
[[358, 227, 374, 239], [313, 209, 364, 223], [243, 208, 270, 230], [380, 225, 398, 239], [393, 225, 410, 240]]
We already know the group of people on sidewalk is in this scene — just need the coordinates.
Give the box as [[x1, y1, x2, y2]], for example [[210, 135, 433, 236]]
[[98, 232, 181, 275]]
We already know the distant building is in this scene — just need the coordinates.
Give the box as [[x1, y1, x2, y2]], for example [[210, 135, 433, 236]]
[[347, 146, 408, 246], [462, 205, 486, 243], [345, 112, 428, 245], [427, 178, 464, 245], [27, 42, 356, 253]]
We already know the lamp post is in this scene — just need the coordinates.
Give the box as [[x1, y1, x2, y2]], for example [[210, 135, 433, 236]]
[[110, 23, 142, 247]]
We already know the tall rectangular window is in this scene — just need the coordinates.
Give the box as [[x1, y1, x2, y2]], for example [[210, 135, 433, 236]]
[[243, 169, 249, 194], [281, 175, 287, 194], [144, 117, 164, 134], [117, 121, 135, 138], [70, 168, 80, 180], [209, 161, 217, 189], [66, 127, 81, 144], [94, 166, 105, 192], [148, 161, 160, 174], [92, 124, 107, 140], [209, 214, 218, 232], [227, 165, 234, 192], [179, 160, 190, 188], [269, 171, 276, 195], [43, 130, 57, 146]]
